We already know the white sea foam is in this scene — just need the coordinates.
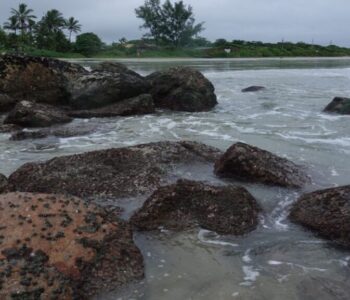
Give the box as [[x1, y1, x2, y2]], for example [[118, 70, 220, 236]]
[[197, 230, 239, 247]]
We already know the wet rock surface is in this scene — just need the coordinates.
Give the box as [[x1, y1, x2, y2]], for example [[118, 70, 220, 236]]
[[131, 179, 261, 235], [69, 94, 155, 118], [146, 67, 217, 112], [4, 101, 72, 127], [0, 174, 7, 193], [323, 97, 350, 114], [214, 142, 309, 188], [0, 124, 22, 133], [8, 141, 222, 198], [0, 55, 86, 105], [241, 86, 266, 92], [0, 93, 16, 112], [91, 61, 144, 79], [290, 185, 350, 247], [0, 192, 144, 299]]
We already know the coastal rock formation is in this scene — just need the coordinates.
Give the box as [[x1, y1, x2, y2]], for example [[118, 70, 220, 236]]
[[0, 93, 16, 112], [214, 142, 309, 188], [0, 55, 86, 105], [146, 67, 218, 112], [69, 94, 155, 118], [131, 179, 260, 235], [68, 70, 150, 109], [241, 86, 266, 92], [4, 101, 72, 127], [0, 124, 21, 133], [290, 185, 350, 247], [0, 192, 144, 299], [323, 97, 350, 114], [0, 174, 7, 193], [8, 141, 222, 198], [91, 61, 144, 79]]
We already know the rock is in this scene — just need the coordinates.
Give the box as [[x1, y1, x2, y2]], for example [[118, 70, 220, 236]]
[[0, 124, 21, 133], [0, 174, 7, 193], [323, 97, 350, 114], [146, 67, 217, 112], [131, 179, 260, 235], [0, 192, 144, 299], [241, 86, 266, 92], [290, 185, 350, 247], [69, 70, 150, 110], [0, 55, 86, 105], [91, 61, 144, 79], [214, 142, 309, 188], [69, 94, 155, 118], [10, 130, 47, 141], [8, 141, 222, 198], [4, 100, 72, 127], [0, 93, 16, 112]]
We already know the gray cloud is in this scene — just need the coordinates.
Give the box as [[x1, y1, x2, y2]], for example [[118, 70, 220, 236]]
[[1, 0, 349, 46]]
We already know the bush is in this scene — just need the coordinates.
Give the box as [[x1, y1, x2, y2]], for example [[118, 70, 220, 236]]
[[75, 32, 103, 56]]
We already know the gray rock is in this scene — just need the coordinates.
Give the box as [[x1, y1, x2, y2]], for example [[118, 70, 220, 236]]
[[323, 97, 350, 114], [0, 93, 16, 112], [0, 173, 7, 193], [242, 86, 266, 92]]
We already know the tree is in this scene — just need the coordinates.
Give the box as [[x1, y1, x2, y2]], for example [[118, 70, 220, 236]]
[[10, 3, 36, 35], [3, 16, 19, 35], [135, 0, 204, 47], [75, 32, 102, 56], [40, 9, 65, 33], [65, 17, 81, 42]]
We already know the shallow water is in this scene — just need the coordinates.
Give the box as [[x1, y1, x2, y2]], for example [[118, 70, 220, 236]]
[[1, 58, 350, 299]]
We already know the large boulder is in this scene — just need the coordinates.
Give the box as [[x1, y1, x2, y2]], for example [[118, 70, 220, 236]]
[[0, 55, 86, 105], [91, 61, 144, 79], [4, 100, 72, 127], [131, 179, 260, 235], [7, 141, 222, 198], [0, 93, 16, 112], [0, 192, 144, 299], [146, 67, 218, 112], [290, 185, 350, 248], [68, 70, 150, 110], [0, 173, 7, 193], [69, 94, 155, 118], [214, 142, 309, 188], [323, 97, 350, 114]]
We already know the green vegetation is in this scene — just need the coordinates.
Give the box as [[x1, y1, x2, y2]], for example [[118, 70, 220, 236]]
[[0, 1, 350, 59]]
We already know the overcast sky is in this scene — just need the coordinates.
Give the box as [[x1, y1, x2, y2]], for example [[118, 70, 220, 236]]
[[1, 0, 349, 46]]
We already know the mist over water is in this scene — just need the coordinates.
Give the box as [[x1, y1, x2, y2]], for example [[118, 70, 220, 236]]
[[1, 58, 350, 299]]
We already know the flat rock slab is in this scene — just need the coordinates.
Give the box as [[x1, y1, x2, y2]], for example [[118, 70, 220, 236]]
[[214, 142, 309, 188], [323, 97, 350, 114], [7, 141, 222, 198], [290, 185, 350, 248], [131, 179, 261, 235], [0, 192, 143, 299]]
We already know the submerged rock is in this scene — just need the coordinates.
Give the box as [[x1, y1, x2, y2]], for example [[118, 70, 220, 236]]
[[241, 86, 266, 92], [0, 55, 86, 105], [146, 67, 217, 112], [0, 124, 21, 133], [214, 142, 309, 188], [0, 93, 16, 112], [0, 174, 7, 193], [69, 94, 155, 118], [131, 179, 260, 235], [323, 97, 350, 114], [290, 185, 350, 248], [4, 100, 72, 127], [8, 141, 222, 198], [0, 192, 144, 299], [10, 130, 48, 141]]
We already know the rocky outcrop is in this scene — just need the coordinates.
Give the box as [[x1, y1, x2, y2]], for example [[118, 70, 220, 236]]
[[0, 124, 21, 133], [0, 55, 86, 105], [69, 94, 155, 118], [4, 100, 72, 127], [0, 93, 16, 112], [0, 174, 7, 193], [131, 179, 260, 235], [214, 142, 309, 188], [290, 185, 350, 248], [8, 141, 222, 198], [91, 61, 144, 79], [146, 67, 217, 112], [241, 86, 266, 92], [323, 97, 350, 114], [68, 70, 150, 110], [0, 192, 144, 299]]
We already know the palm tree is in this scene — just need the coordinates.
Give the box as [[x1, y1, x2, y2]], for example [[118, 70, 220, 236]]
[[41, 9, 66, 33], [65, 17, 81, 42], [10, 3, 36, 34], [3, 16, 19, 35]]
